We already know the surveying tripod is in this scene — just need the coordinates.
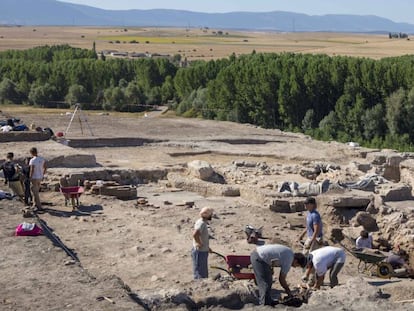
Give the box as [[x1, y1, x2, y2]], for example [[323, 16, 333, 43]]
[[65, 104, 94, 136]]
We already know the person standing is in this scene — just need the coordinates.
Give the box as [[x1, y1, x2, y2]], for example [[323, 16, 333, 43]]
[[21, 157, 33, 206], [304, 246, 346, 289], [192, 206, 214, 279], [250, 244, 307, 306], [29, 147, 46, 210], [0, 152, 24, 200], [298, 197, 323, 254]]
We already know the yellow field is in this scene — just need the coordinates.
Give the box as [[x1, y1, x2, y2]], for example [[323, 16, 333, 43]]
[[0, 26, 413, 60]]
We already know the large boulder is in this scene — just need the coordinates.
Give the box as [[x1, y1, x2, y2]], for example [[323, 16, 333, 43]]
[[352, 211, 378, 232], [318, 192, 372, 209], [400, 159, 414, 195], [366, 151, 403, 182], [187, 160, 224, 183], [167, 173, 239, 197], [187, 160, 215, 181], [376, 183, 412, 201], [269, 200, 291, 213]]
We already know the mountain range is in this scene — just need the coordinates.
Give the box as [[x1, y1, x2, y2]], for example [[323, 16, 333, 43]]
[[1, 0, 414, 33]]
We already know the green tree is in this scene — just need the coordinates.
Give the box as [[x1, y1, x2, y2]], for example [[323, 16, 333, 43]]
[[302, 109, 315, 133], [317, 111, 339, 140], [0, 78, 21, 104], [65, 84, 89, 106], [28, 83, 57, 106], [385, 88, 406, 136], [125, 82, 145, 106], [146, 86, 162, 106], [103, 86, 125, 111], [161, 76, 175, 103], [361, 104, 386, 141]]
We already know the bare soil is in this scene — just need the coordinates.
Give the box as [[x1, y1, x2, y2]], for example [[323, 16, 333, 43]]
[[1, 107, 414, 310]]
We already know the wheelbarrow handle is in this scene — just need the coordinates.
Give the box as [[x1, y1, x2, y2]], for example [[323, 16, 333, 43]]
[[210, 265, 232, 276], [211, 251, 226, 260]]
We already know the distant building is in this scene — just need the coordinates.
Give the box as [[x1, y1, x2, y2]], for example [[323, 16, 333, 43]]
[[130, 52, 147, 58], [110, 51, 128, 57], [388, 32, 409, 39]]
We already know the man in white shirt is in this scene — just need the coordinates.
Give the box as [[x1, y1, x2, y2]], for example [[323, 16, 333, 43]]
[[29, 147, 46, 210], [304, 246, 346, 289], [192, 206, 214, 279], [355, 230, 373, 249]]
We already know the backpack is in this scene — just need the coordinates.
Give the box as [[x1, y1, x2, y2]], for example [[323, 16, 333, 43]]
[[244, 225, 263, 244], [2, 161, 17, 181], [15, 222, 43, 236]]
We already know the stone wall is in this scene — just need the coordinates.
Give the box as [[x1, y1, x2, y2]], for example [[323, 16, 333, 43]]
[[67, 137, 163, 148], [0, 131, 50, 142]]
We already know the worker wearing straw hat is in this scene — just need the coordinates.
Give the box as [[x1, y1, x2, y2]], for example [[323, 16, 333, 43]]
[[192, 206, 214, 279]]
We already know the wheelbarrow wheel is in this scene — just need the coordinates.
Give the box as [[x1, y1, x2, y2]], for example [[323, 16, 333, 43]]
[[377, 262, 393, 279]]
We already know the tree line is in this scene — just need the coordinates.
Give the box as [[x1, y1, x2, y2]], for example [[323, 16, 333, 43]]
[[0, 45, 176, 112], [1, 45, 414, 151]]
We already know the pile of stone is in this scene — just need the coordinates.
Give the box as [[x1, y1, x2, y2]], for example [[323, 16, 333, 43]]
[[85, 180, 137, 200]]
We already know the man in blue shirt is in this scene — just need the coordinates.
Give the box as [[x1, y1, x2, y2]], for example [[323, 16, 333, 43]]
[[298, 197, 323, 254]]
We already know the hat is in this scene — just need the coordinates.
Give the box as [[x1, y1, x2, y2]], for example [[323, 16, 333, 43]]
[[304, 197, 316, 205], [200, 207, 214, 218]]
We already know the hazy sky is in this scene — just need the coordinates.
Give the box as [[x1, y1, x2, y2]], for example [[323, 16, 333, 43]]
[[60, 0, 414, 24]]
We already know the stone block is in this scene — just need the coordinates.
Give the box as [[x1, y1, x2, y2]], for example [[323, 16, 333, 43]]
[[269, 200, 291, 213], [318, 193, 372, 209], [100, 186, 137, 200], [187, 160, 215, 181], [290, 200, 306, 212], [112, 174, 122, 183], [377, 183, 412, 201], [353, 211, 378, 232]]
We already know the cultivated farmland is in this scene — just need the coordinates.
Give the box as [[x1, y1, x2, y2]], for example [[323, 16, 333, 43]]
[[0, 26, 413, 60]]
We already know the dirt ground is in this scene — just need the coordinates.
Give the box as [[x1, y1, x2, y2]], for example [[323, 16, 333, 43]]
[[1, 108, 414, 310]]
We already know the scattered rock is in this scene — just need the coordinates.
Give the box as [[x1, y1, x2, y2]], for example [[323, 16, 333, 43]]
[[353, 211, 379, 232], [377, 183, 412, 201]]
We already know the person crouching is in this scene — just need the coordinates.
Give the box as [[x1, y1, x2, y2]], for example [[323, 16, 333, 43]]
[[250, 244, 307, 306], [304, 246, 346, 289]]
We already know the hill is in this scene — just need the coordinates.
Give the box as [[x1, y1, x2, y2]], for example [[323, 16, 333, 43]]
[[1, 0, 414, 33]]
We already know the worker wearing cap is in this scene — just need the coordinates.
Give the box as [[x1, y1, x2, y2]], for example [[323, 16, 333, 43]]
[[298, 197, 323, 254], [192, 206, 214, 279]]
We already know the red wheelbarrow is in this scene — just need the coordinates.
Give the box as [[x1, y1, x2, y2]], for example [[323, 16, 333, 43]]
[[60, 186, 84, 210], [210, 251, 256, 281]]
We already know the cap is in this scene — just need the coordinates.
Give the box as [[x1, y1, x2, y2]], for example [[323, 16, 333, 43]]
[[304, 197, 316, 205], [200, 207, 214, 218]]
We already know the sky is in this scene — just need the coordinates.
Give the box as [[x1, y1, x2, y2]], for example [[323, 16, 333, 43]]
[[60, 0, 414, 24]]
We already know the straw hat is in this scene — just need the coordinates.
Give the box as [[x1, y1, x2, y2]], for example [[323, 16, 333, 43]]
[[200, 207, 214, 218]]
